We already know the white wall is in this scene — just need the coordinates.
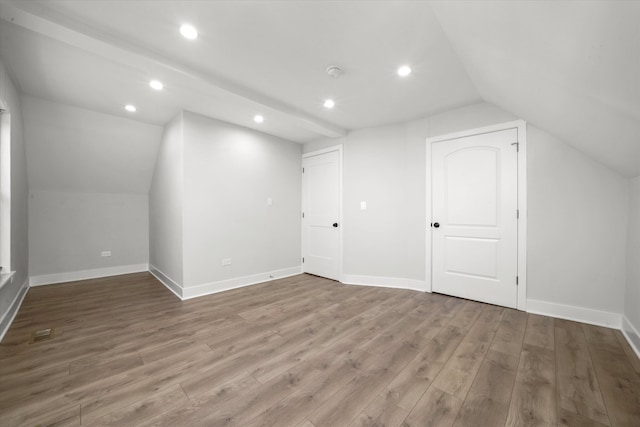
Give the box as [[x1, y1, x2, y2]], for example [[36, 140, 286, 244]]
[[182, 112, 302, 292], [624, 177, 640, 351], [149, 111, 302, 298], [306, 102, 516, 284], [149, 113, 184, 290], [0, 61, 29, 340], [304, 101, 630, 325], [20, 96, 161, 285], [342, 125, 408, 279], [28, 191, 149, 282], [527, 126, 628, 319], [22, 96, 162, 194]]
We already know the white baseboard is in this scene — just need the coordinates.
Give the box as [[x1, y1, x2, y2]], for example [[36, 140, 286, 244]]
[[526, 299, 621, 329], [622, 315, 640, 360], [341, 274, 427, 292], [149, 264, 183, 300], [30, 263, 149, 287], [182, 266, 302, 300], [0, 277, 29, 343]]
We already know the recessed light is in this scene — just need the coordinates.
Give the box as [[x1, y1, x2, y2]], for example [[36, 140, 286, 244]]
[[149, 80, 164, 90], [254, 115, 264, 123], [323, 99, 335, 109], [180, 24, 198, 40], [397, 65, 412, 77], [125, 104, 136, 112]]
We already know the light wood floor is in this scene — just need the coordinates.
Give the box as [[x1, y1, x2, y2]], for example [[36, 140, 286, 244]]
[[1, 273, 639, 426]]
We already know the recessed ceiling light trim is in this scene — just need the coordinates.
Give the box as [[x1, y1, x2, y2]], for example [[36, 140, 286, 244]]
[[324, 99, 335, 109], [397, 65, 412, 77], [180, 24, 198, 40], [149, 80, 163, 90], [254, 115, 264, 123], [125, 104, 136, 112], [2, 3, 346, 138]]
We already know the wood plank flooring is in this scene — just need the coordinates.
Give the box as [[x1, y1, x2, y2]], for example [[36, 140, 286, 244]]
[[1, 272, 639, 426]]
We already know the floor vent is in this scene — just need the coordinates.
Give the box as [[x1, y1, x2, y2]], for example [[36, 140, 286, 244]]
[[31, 328, 54, 343]]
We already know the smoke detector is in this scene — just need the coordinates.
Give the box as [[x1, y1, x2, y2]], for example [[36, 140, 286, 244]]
[[326, 65, 343, 79]]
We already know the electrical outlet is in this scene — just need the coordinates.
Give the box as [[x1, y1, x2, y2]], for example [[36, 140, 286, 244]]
[[222, 258, 232, 266], [101, 251, 111, 257]]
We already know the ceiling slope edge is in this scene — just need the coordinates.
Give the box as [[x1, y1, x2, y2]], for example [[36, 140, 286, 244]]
[[0, 1, 347, 139]]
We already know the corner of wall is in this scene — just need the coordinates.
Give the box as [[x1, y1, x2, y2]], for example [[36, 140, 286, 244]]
[[526, 298, 622, 329], [149, 264, 183, 300], [622, 315, 640, 360]]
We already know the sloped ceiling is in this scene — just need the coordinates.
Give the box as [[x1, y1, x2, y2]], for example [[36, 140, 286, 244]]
[[0, 0, 639, 182], [22, 95, 162, 194], [0, 0, 479, 141], [431, 0, 640, 177]]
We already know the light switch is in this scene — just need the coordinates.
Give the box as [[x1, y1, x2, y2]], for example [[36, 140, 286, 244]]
[[267, 197, 273, 206], [360, 201, 367, 211]]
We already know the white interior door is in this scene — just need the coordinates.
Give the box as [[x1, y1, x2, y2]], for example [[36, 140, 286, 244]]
[[431, 128, 518, 308], [302, 149, 341, 280]]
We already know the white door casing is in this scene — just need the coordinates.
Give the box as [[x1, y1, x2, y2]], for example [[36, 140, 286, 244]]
[[427, 121, 527, 310], [302, 147, 342, 281]]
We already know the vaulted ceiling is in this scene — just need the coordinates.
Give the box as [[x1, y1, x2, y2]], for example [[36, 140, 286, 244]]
[[1, 0, 639, 178]]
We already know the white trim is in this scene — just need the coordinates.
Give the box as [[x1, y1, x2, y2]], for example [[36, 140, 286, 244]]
[[515, 123, 527, 311], [301, 145, 343, 282], [342, 274, 426, 292], [425, 133, 433, 296], [527, 299, 621, 329], [149, 264, 183, 300], [425, 120, 528, 311], [181, 266, 302, 300], [301, 145, 343, 159], [0, 277, 29, 343], [29, 263, 149, 286], [622, 316, 640, 360], [0, 270, 15, 290], [0, 108, 11, 275]]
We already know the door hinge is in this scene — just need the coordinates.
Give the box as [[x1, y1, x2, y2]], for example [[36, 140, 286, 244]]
[[302, 167, 305, 173], [517, 209, 520, 219], [511, 142, 519, 152], [302, 257, 305, 263], [516, 276, 519, 285], [302, 212, 305, 219]]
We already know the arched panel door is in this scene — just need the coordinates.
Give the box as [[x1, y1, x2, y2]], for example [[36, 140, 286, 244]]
[[431, 128, 518, 308]]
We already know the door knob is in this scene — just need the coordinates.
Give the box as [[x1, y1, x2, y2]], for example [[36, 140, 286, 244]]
[[333, 223, 339, 228], [433, 222, 440, 228]]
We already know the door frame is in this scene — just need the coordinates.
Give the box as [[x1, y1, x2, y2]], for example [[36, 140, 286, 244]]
[[425, 120, 527, 310], [301, 145, 343, 282]]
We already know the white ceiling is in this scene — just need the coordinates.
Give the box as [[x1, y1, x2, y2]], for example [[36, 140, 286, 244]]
[[430, 0, 640, 177], [0, 0, 639, 177]]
